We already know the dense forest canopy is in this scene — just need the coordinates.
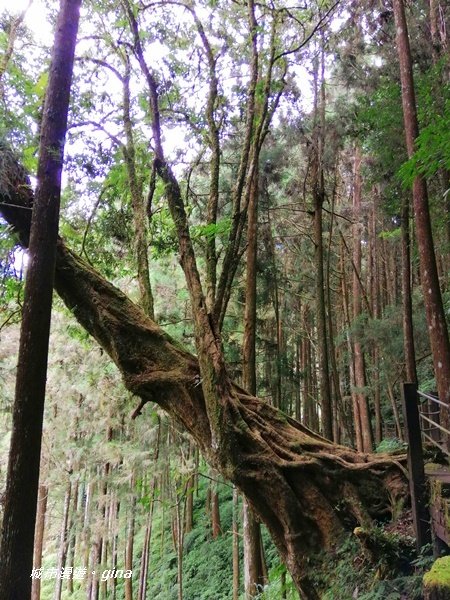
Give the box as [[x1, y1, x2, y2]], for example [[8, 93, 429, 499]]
[[0, 0, 449, 598]]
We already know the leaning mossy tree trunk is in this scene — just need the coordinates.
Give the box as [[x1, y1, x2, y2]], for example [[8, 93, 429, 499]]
[[0, 150, 408, 599]]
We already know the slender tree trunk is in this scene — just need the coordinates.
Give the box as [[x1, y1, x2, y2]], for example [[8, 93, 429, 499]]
[[281, 569, 287, 599], [122, 58, 154, 318], [429, 0, 450, 273], [184, 473, 194, 534], [211, 479, 222, 539], [386, 379, 403, 440], [401, 195, 418, 383], [0, 3, 81, 598], [99, 496, 110, 599], [232, 487, 240, 600], [82, 480, 93, 572], [394, 0, 450, 429], [368, 197, 382, 444], [314, 170, 333, 440], [0, 2, 32, 99], [352, 147, 373, 453], [243, 501, 267, 599], [327, 167, 347, 442], [312, 41, 333, 441], [242, 167, 266, 599], [111, 496, 120, 600], [31, 484, 48, 600], [124, 485, 136, 600], [54, 480, 72, 600], [176, 496, 184, 600], [138, 478, 156, 600], [88, 539, 101, 600], [66, 479, 79, 595], [341, 239, 360, 449]]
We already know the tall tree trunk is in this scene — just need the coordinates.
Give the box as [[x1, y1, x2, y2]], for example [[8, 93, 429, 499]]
[[0, 3, 81, 598], [232, 487, 240, 600], [312, 39, 333, 441], [369, 198, 383, 445], [124, 484, 136, 600], [242, 167, 266, 599], [122, 57, 154, 318], [54, 480, 72, 600], [176, 494, 184, 600], [393, 0, 450, 429], [88, 539, 101, 600], [243, 501, 266, 599], [429, 0, 450, 272], [138, 478, 156, 600], [352, 147, 373, 453], [210, 477, 222, 539], [66, 479, 79, 595], [401, 195, 418, 383], [313, 158, 333, 440], [83, 479, 95, 573], [31, 484, 48, 600], [111, 495, 120, 600], [341, 239, 360, 450], [184, 473, 194, 534], [327, 166, 348, 443], [0, 2, 32, 100]]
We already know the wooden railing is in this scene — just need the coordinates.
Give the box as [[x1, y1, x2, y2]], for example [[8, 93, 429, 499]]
[[401, 383, 450, 552], [416, 389, 450, 458]]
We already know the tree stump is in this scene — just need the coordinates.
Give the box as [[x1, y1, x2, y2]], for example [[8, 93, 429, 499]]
[[423, 557, 450, 600]]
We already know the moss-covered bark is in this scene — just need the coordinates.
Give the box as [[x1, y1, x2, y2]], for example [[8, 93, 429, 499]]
[[0, 153, 408, 599], [423, 557, 450, 600]]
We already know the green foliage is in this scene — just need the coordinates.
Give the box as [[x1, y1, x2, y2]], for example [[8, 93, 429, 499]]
[[147, 478, 237, 600], [378, 227, 401, 241], [399, 111, 450, 188], [356, 78, 405, 196], [191, 218, 231, 242], [311, 533, 425, 600], [375, 438, 407, 454], [399, 61, 450, 188], [150, 206, 178, 257]]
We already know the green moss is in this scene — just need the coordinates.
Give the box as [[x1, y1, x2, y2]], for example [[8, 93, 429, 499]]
[[423, 556, 450, 588], [431, 479, 443, 504], [425, 463, 442, 473]]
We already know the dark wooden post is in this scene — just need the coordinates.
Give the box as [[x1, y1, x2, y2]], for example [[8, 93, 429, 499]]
[[401, 383, 432, 550]]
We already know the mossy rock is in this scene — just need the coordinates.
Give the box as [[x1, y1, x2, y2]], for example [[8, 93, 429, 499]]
[[423, 556, 450, 599]]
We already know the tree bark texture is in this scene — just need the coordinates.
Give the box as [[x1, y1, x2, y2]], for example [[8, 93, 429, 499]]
[[242, 158, 266, 599], [31, 485, 48, 600], [1, 159, 408, 599], [351, 147, 373, 453], [54, 481, 72, 600], [232, 487, 240, 600], [122, 57, 154, 318], [393, 0, 450, 425], [401, 195, 418, 383], [312, 41, 333, 441], [0, 2, 81, 598]]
